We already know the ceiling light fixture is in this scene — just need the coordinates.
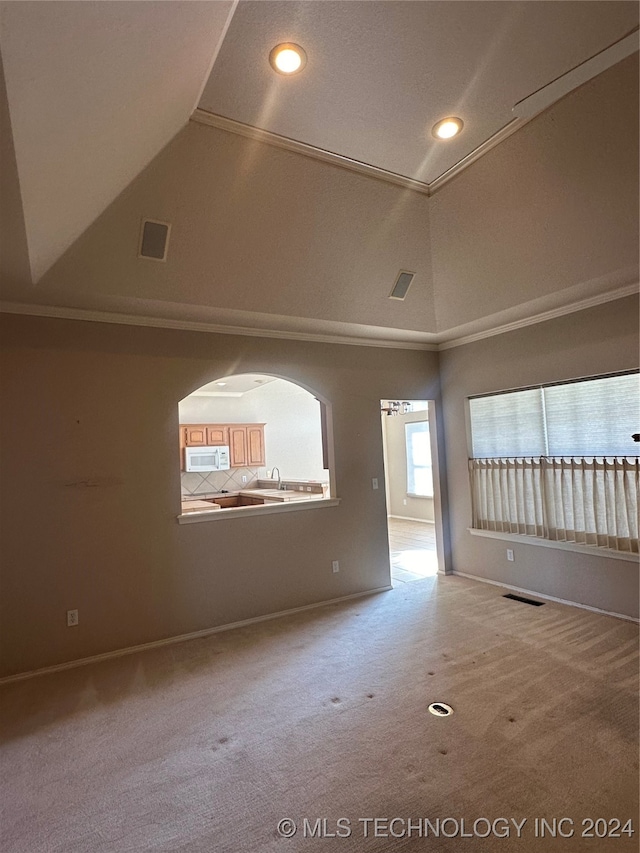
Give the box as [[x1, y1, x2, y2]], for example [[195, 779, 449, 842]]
[[432, 117, 464, 140], [269, 43, 307, 75], [216, 382, 227, 387]]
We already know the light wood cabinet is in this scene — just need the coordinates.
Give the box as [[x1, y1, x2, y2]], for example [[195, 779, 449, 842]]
[[183, 426, 207, 446], [247, 425, 265, 466], [207, 426, 228, 446], [229, 426, 248, 467], [179, 423, 265, 469]]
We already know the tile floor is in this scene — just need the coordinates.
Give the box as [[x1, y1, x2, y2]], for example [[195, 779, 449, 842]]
[[387, 517, 438, 584]]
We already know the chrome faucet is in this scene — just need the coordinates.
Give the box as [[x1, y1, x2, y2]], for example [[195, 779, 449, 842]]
[[271, 467, 282, 489]]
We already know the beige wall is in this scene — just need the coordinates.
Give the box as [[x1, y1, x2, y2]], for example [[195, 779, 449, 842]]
[[0, 314, 441, 677], [0, 53, 31, 288], [430, 55, 639, 333], [24, 121, 435, 334], [382, 410, 434, 522], [439, 294, 640, 619]]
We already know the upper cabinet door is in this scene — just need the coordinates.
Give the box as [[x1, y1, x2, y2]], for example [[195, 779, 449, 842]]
[[207, 426, 228, 446], [184, 426, 207, 446], [229, 427, 247, 467], [247, 425, 265, 466]]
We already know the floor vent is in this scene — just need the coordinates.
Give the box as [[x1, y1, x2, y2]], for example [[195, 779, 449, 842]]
[[503, 593, 544, 606], [428, 702, 453, 717]]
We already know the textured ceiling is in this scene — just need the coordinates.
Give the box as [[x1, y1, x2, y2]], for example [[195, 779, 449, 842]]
[[198, 1, 638, 184], [0, 1, 637, 345], [0, 0, 235, 282]]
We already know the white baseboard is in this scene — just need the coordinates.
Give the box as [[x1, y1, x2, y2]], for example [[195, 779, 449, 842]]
[[452, 571, 639, 623], [0, 585, 393, 685]]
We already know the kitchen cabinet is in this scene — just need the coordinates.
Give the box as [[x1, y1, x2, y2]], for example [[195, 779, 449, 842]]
[[229, 426, 247, 467], [181, 425, 232, 447], [207, 426, 228, 445], [247, 425, 265, 466], [228, 425, 266, 467], [212, 496, 240, 508], [179, 423, 265, 469], [182, 426, 207, 446], [212, 495, 265, 508]]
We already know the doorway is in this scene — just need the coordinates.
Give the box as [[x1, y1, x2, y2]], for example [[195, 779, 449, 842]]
[[380, 400, 443, 584]]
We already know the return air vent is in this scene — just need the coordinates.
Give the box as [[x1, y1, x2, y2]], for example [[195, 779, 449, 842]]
[[139, 219, 171, 262], [503, 593, 544, 607], [389, 270, 415, 300]]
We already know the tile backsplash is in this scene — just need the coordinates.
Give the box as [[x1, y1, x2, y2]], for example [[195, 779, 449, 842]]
[[181, 468, 262, 496]]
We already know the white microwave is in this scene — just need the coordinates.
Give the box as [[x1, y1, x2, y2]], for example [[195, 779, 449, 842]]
[[185, 445, 230, 472]]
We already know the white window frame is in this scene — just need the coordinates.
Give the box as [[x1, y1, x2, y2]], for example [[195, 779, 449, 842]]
[[466, 370, 639, 557], [405, 420, 433, 498]]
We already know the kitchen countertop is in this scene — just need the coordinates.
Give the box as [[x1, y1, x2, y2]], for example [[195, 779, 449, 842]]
[[180, 499, 221, 513], [240, 489, 316, 502], [182, 489, 319, 503], [180, 488, 322, 510]]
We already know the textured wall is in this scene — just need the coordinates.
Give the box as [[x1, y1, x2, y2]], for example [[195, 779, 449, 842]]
[[0, 314, 441, 676], [439, 294, 640, 618], [430, 55, 639, 333], [31, 121, 435, 334]]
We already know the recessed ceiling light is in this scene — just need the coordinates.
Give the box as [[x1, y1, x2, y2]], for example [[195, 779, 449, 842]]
[[269, 43, 307, 75], [216, 382, 227, 387], [432, 117, 464, 140]]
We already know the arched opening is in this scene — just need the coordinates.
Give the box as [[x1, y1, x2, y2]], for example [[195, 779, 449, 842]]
[[178, 374, 332, 514]]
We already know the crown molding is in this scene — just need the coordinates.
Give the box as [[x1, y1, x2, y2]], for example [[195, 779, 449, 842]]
[[437, 282, 640, 350], [193, 32, 639, 197], [191, 109, 432, 195], [2, 284, 636, 352], [513, 29, 639, 120], [0, 301, 439, 351], [192, 109, 536, 197]]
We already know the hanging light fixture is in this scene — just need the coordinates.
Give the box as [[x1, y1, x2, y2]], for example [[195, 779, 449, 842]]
[[381, 401, 411, 416]]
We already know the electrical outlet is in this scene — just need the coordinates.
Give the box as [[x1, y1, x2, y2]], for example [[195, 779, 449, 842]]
[[332, 560, 340, 573], [403, 499, 407, 505], [67, 609, 79, 627], [507, 549, 514, 562], [372, 478, 379, 490]]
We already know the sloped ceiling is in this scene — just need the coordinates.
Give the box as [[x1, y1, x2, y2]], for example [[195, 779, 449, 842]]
[[0, 1, 638, 346], [0, 0, 235, 283]]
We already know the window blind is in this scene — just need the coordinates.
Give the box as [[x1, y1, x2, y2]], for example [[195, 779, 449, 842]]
[[470, 371, 639, 458], [467, 371, 640, 554]]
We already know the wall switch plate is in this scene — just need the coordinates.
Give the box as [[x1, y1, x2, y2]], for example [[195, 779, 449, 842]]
[[507, 549, 515, 562], [372, 478, 379, 490], [242, 475, 247, 483], [67, 609, 79, 627], [403, 498, 407, 505], [332, 560, 340, 573]]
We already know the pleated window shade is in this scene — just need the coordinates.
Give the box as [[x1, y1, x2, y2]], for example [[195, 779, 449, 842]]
[[468, 371, 639, 553]]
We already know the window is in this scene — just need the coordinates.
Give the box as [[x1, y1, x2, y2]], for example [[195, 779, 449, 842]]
[[468, 371, 639, 553], [405, 421, 433, 497]]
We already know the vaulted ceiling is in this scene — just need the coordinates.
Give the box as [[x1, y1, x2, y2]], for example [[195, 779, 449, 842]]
[[0, 1, 638, 346]]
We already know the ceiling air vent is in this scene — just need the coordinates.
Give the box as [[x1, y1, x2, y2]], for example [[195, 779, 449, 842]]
[[139, 219, 171, 262], [389, 270, 415, 300]]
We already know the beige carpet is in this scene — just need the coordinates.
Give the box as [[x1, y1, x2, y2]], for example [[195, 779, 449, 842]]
[[1, 575, 638, 852]]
